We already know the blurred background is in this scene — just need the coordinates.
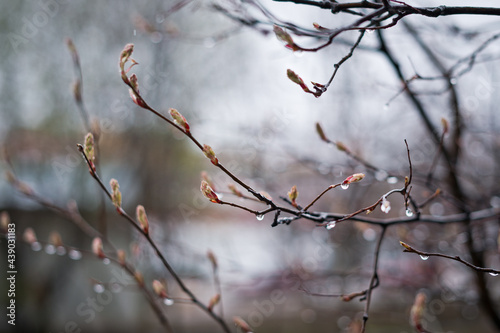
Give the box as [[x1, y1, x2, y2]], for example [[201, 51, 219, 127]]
[[1, 0, 500, 332]]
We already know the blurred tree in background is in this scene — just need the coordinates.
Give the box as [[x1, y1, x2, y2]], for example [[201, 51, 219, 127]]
[[1, 0, 500, 332]]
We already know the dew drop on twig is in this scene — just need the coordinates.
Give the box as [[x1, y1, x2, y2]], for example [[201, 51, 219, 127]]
[[111, 283, 123, 293], [68, 249, 82, 260], [420, 255, 429, 261], [387, 176, 398, 184], [256, 214, 264, 221], [93, 284, 105, 294], [340, 183, 349, 190], [405, 208, 414, 217], [325, 222, 336, 230], [45, 244, 56, 255], [375, 170, 388, 181], [163, 298, 174, 306], [489, 272, 499, 277], [56, 246, 66, 256], [31, 242, 42, 252]]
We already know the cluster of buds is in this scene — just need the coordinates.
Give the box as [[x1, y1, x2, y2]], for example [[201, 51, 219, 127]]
[[200, 180, 221, 203], [169, 108, 190, 134], [110, 179, 122, 209], [287, 185, 299, 208], [203, 144, 219, 166], [136, 205, 149, 235]]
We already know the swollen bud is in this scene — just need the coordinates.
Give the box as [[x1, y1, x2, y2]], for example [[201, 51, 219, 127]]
[[410, 292, 427, 332], [286, 69, 311, 93], [136, 205, 149, 235], [152, 280, 168, 298], [208, 294, 221, 312], [128, 74, 147, 108], [92, 237, 105, 259], [119, 43, 136, 84], [336, 141, 348, 152], [203, 144, 219, 165], [228, 184, 243, 197], [207, 249, 218, 270], [134, 271, 144, 286], [233, 317, 252, 333], [117, 249, 126, 266], [0, 212, 9, 232], [441, 118, 449, 134], [201, 180, 221, 203], [49, 231, 63, 247], [84, 133, 95, 163], [23, 228, 38, 244], [169, 108, 190, 134], [287, 185, 299, 207], [273, 25, 298, 50], [342, 173, 365, 186], [201, 171, 216, 192], [399, 241, 412, 251], [110, 179, 122, 208], [316, 122, 329, 142]]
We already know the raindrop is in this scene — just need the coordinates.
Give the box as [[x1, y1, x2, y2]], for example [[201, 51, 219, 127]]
[[387, 176, 398, 184], [489, 272, 499, 277], [380, 199, 391, 214], [56, 246, 66, 256], [216, 192, 224, 200], [340, 183, 349, 190], [203, 37, 216, 48], [102, 258, 111, 265], [150, 32, 163, 43], [293, 50, 304, 58], [325, 222, 336, 230], [490, 196, 500, 208], [450, 78, 457, 85], [163, 298, 174, 306], [362, 228, 376, 241], [31, 242, 42, 252], [93, 284, 105, 294], [256, 214, 264, 221], [155, 13, 165, 23], [420, 255, 429, 261], [68, 249, 82, 260], [405, 208, 414, 217], [111, 283, 123, 293], [374, 170, 388, 181], [45, 244, 56, 255]]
